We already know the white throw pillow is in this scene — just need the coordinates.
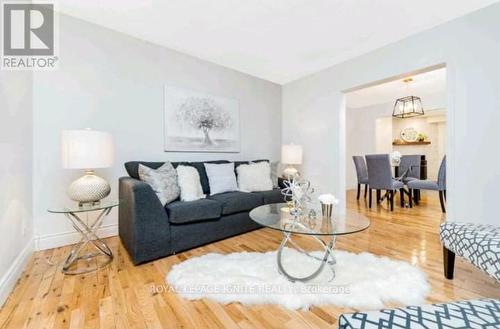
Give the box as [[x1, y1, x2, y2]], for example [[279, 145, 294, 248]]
[[204, 163, 238, 195], [138, 162, 180, 206], [176, 165, 205, 201], [237, 161, 274, 192]]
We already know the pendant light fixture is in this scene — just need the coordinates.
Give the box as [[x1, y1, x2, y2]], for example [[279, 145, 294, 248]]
[[392, 78, 424, 118]]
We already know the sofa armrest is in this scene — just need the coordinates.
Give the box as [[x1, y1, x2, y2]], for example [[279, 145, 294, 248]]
[[119, 177, 172, 264]]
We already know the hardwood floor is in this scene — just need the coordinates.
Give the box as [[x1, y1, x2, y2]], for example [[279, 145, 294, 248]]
[[1, 190, 499, 329]]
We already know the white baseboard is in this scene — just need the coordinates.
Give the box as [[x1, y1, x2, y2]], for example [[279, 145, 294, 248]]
[[36, 224, 118, 251], [0, 238, 35, 308]]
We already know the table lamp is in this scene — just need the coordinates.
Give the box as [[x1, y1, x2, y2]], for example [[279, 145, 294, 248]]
[[281, 144, 303, 178], [61, 129, 114, 206]]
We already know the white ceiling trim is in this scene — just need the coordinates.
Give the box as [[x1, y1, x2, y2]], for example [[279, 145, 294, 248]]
[[346, 68, 447, 109]]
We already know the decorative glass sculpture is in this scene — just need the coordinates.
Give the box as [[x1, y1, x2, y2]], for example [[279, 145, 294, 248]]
[[281, 177, 314, 219]]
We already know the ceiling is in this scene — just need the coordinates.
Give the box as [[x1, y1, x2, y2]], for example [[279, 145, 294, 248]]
[[346, 68, 447, 108], [57, 0, 499, 84]]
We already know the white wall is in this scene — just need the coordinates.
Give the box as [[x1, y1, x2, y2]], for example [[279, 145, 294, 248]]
[[375, 118, 393, 155], [283, 2, 500, 224], [392, 116, 446, 180], [0, 71, 34, 305], [345, 91, 446, 190], [345, 103, 390, 189], [32, 15, 282, 249]]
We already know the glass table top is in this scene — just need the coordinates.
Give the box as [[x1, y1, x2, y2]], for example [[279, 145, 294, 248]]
[[47, 200, 119, 214], [249, 203, 370, 236]]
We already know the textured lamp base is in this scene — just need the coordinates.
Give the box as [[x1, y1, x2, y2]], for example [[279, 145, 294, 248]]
[[282, 166, 299, 179], [68, 170, 111, 206]]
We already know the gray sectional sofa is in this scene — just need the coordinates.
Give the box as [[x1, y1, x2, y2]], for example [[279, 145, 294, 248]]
[[119, 160, 283, 264]]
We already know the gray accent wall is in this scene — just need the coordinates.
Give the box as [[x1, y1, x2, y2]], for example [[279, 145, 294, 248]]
[[32, 14, 282, 249]]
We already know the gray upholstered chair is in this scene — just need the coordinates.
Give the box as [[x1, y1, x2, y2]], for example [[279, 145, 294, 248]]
[[398, 154, 422, 202], [398, 155, 421, 183], [407, 156, 446, 212], [352, 156, 369, 200], [365, 154, 405, 211]]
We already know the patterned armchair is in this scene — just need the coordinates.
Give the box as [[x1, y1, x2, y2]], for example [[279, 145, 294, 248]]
[[440, 222, 500, 281], [339, 223, 500, 328], [339, 299, 500, 328]]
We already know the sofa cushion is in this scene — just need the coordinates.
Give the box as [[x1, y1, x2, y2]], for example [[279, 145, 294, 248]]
[[166, 199, 222, 224], [255, 189, 283, 205], [339, 298, 500, 329], [208, 191, 263, 215]]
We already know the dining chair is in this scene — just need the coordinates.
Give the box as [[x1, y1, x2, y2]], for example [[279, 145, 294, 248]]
[[365, 154, 405, 211], [398, 155, 421, 183], [399, 154, 422, 202], [352, 156, 369, 200], [407, 156, 446, 212]]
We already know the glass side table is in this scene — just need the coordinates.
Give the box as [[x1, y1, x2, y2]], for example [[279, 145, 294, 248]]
[[47, 200, 119, 275]]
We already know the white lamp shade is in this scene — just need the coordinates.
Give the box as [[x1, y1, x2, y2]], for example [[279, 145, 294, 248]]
[[281, 144, 303, 165], [62, 130, 114, 169]]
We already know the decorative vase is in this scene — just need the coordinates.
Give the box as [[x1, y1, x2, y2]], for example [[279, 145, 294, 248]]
[[321, 202, 333, 219], [318, 194, 339, 220]]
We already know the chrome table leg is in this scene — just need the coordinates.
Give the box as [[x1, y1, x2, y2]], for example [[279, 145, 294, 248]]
[[61, 207, 113, 275], [277, 231, 337, 283]]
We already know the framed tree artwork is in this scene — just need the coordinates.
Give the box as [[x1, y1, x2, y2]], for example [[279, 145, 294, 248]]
[[164, 85, 240, 153]]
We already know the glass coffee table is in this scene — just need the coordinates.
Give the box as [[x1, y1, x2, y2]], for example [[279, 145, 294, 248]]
[[249, 203, 370, 282]]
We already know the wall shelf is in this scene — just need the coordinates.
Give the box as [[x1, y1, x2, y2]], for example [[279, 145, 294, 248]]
[[392, 141, 431, 146]]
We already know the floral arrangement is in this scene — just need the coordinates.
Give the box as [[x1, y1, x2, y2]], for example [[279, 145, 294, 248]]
[[318, 194, 339, 205], [390, 151, 402, 166], [416, 132, 427, 142]]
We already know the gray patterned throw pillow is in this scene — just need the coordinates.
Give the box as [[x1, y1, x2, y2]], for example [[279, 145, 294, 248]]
[[138, 162, 180, 205]]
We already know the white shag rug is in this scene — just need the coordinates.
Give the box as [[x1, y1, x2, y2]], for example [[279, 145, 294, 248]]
[[166, 248, 430, 310]]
